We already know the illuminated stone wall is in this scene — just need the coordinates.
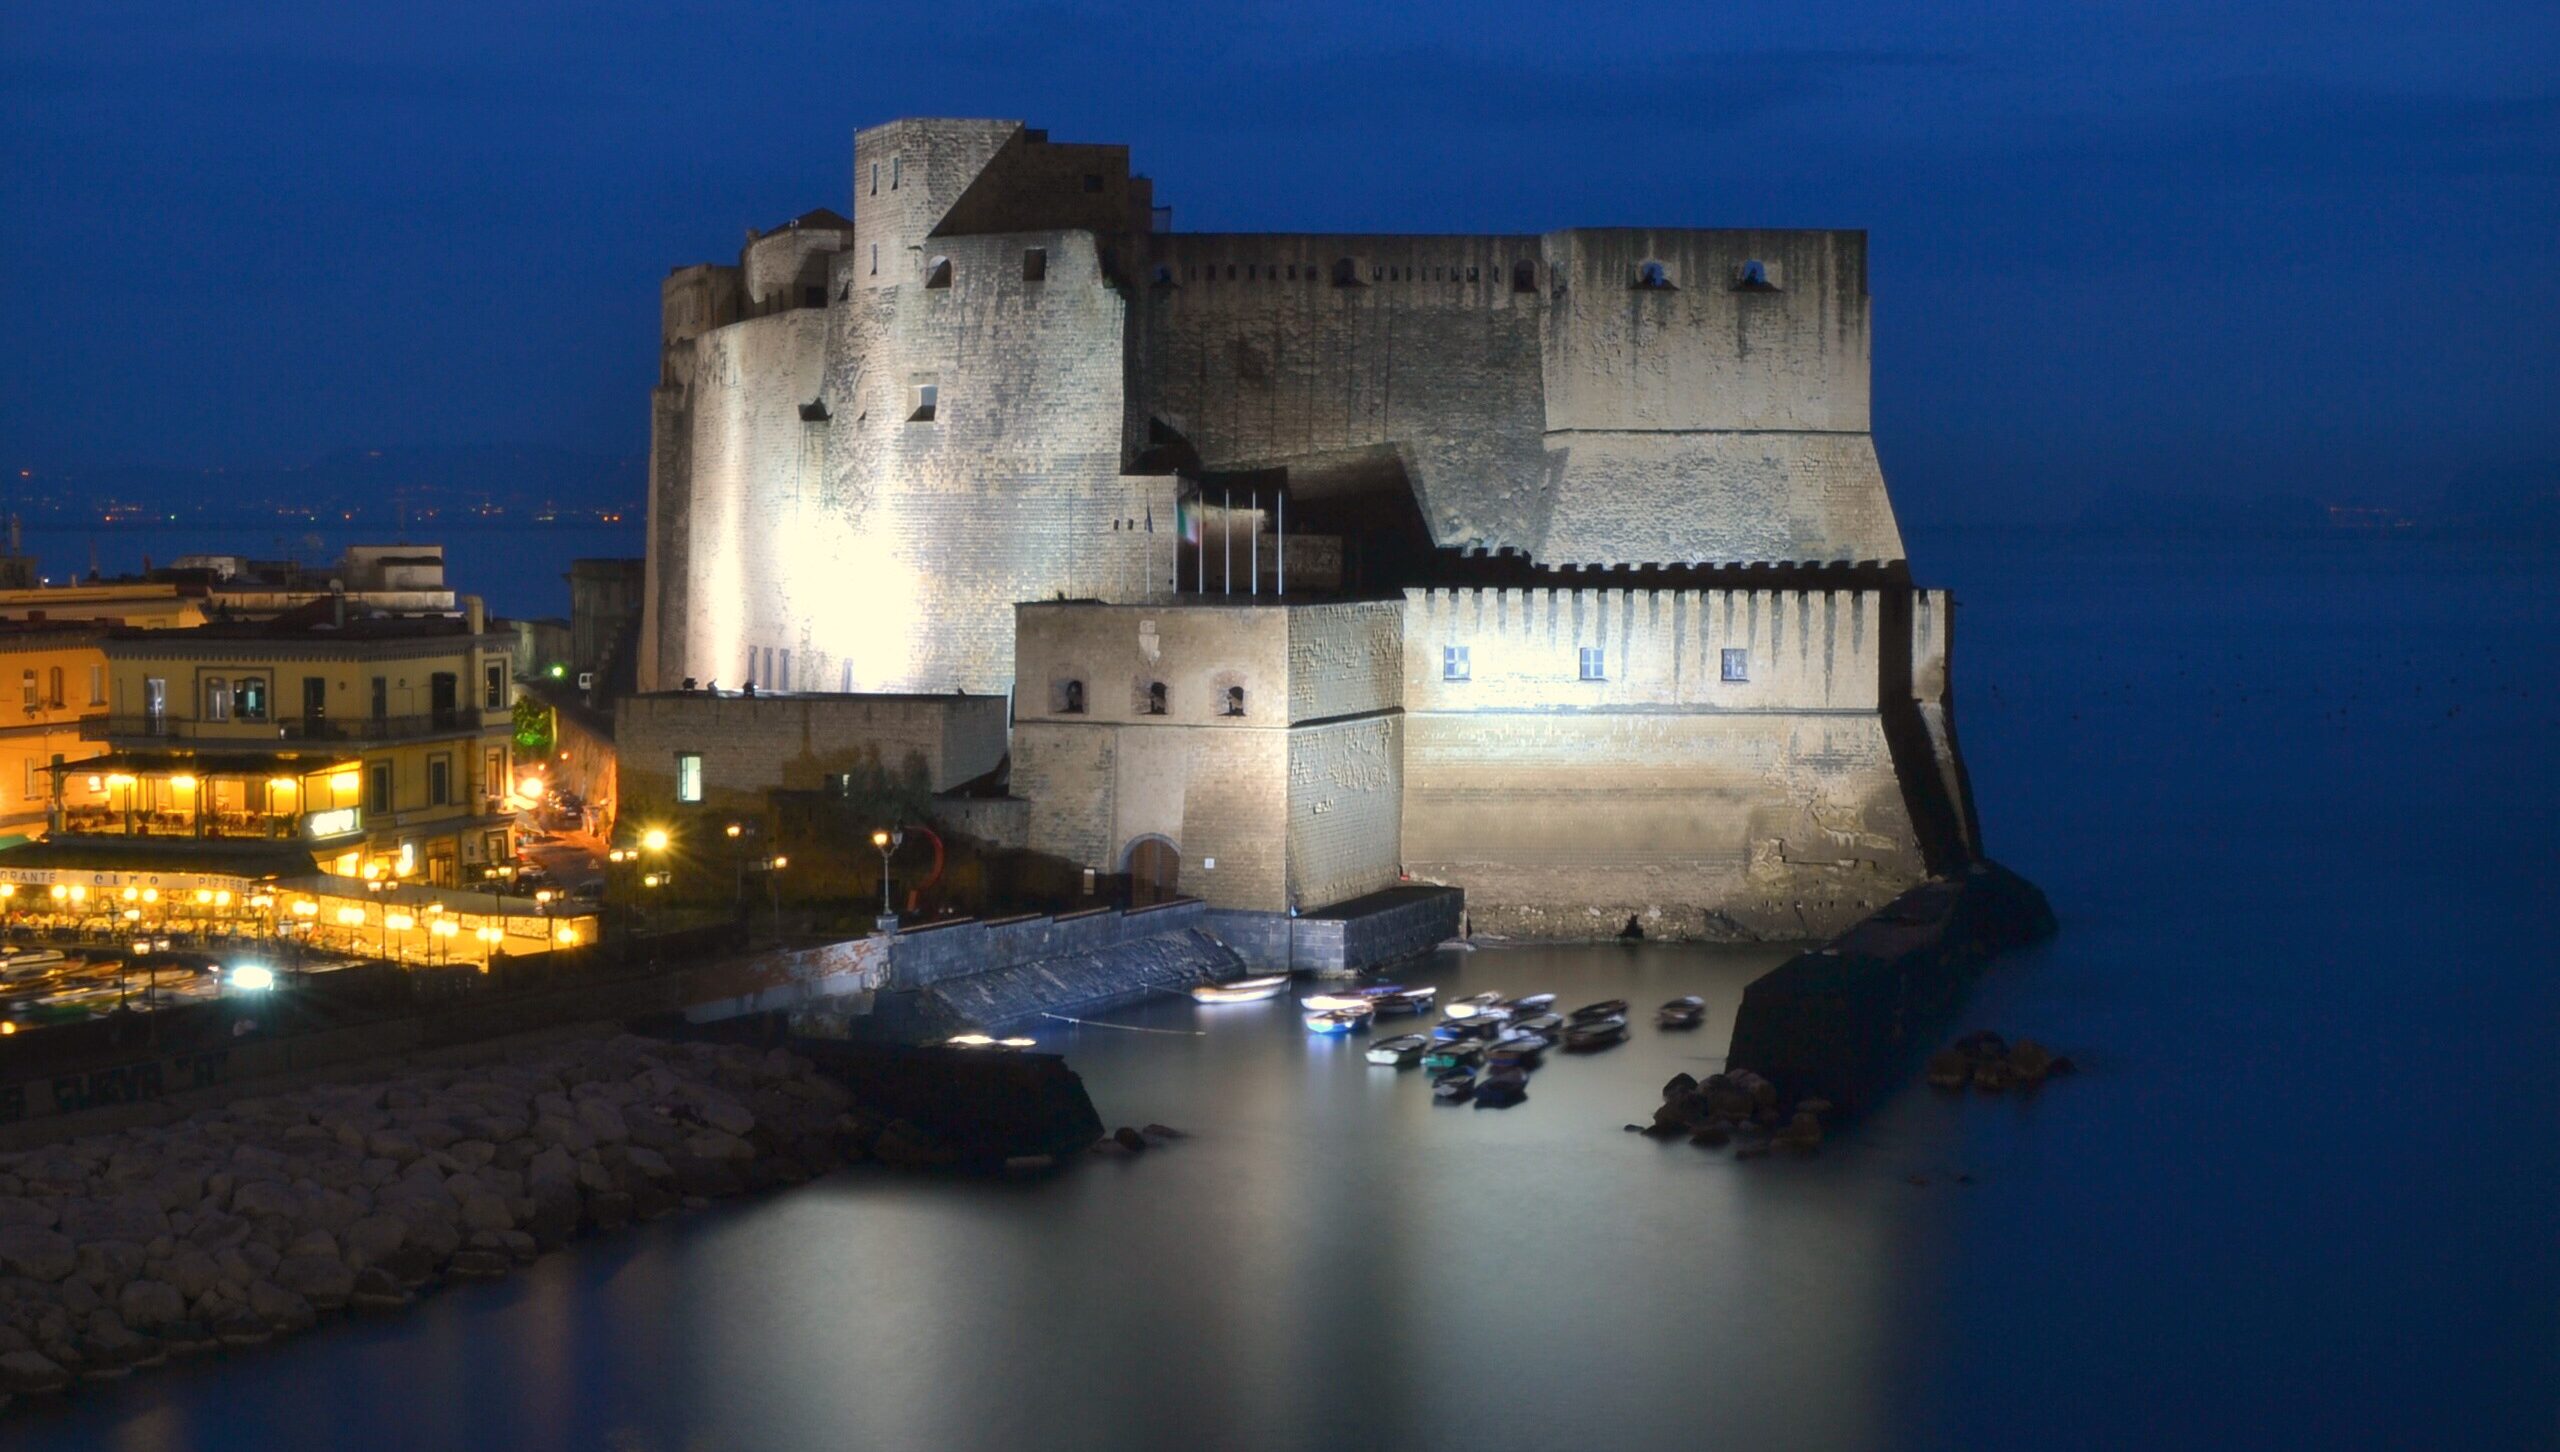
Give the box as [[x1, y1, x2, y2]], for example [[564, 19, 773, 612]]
[[1399, 586, 1934, 941], [616, 691, 1008, 824], [1012, 601, 1403, 911]]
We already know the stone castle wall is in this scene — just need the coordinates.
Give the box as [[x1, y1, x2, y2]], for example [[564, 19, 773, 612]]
[[617, 692, 1007, 822], [1399, 586, 1937, 940]]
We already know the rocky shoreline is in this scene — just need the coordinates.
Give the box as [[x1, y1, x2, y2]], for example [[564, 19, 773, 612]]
[[0, 1032, 865, 1406]]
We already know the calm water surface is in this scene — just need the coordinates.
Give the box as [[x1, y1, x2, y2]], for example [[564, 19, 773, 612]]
[[15, 532, 2557, 1451]]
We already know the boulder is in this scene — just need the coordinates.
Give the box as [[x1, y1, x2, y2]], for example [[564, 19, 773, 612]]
[[692, 1096, 757, 1138], [0, 1197, 56, 1229], [623, 1146, 674, 1182], [682, 1130, 754, 1164], [344, 1214, 408, 1268], [0, 1349, 68, 1396], [1651, 1092, 1708, 1135], [349, 1267, 408, 1311], [230, 1180, 300, 1220], [583, 1192, 634, 1233], [1661, 1073, 1699, 1101], [1112, 1127, 1147, 1154], [116, 1280, 187, 1332], [0, 1228, 75, 1282], [575, 1099, 629, 1143], [213, 1312, 272, 1347], [272, 1252, 355, 1311], [248, 1279, 317, 1332], [459, 1193, 515, 1235], [1688, 1121, 1732, 1148], [2008, 1039, 2056, 1084]]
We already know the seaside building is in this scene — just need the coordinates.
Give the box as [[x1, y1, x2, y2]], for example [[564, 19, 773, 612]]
[[0, 622, 112, 845], [61, 595, 520, 886], [640, 117, 1984, 942]]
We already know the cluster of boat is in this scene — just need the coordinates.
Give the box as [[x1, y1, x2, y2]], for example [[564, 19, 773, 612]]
[[1190, 974, 1709, 1110]]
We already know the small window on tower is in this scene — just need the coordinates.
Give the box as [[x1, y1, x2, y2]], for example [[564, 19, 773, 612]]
[[869, 161, 878, 196], [1442, 646, 1471, 682], [1733, 259, 1780, 292], [925, 256, 952, 288], [1579, 647, 1606, 681], [1634, 260, 1676, 290], [890, 156, 902, 190], [1144, 682, 1168, 716], [1721, 648, 1750, 683], [1512, 260, 1537, 293], [1332, 257, 1363, 287], [909, 381, 938, 423], [869, 243, 878, 276], [1058, 679, 1086, 714], [1223, 686, 1246, 717], [1023, 247, 1047, 282]]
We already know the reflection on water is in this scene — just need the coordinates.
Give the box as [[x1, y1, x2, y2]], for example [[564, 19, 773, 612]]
[[17, 534, 2558, 1450]]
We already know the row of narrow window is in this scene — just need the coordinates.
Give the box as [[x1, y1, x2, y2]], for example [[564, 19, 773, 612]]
[[1054, 680, 1245, 717], [18, 665, 105, 711], [1438, 647, 1751, 683]]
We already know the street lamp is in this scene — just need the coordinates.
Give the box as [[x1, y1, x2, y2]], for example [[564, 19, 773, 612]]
[[871, 827, 904, 932]]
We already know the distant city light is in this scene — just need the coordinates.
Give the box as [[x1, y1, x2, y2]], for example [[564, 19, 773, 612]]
[[229, 964, 276, 991]]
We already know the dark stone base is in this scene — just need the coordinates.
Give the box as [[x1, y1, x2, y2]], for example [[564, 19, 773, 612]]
[[1723, 860, 2057, 1115]]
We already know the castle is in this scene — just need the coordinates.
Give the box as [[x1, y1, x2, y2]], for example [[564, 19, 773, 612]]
[[642, 118, 1981, 942]]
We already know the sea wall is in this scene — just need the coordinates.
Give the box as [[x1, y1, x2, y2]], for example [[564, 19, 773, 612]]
[[1723, 861, 2057, 1113], [0, 1032, 863, 1400]]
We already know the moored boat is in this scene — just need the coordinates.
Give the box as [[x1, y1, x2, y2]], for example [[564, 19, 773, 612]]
[[1366, 1033, 1429, 1067], [1509, 1012, 1564, 1037], [1484, 1035, 1546, 1069], [1421, 1041, 1486, 1072], [1492, 992, 1556, 1019], [1371, 987, 1437, 1017], [1190, 974, 1290, 1004], [1656, 995, 1707, 1029], [1560, 1014, 1628, 1052], [1567, 998, 1629, 1023], [1443, 991, 1503, 1020], [1474, 1067, 1528, 1107], [1303, 1005, 1373, 1034], [1431, 1071, 1476, 1103]]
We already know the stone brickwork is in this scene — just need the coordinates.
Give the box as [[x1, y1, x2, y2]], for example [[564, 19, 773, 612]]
[[1012, 601, 1402, 912], [1400, 585, 1943, 941], [616, 691, 1007, 822]]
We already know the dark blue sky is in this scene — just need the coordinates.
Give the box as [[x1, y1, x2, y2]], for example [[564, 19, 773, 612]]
[[4, 1, 2553, 522]]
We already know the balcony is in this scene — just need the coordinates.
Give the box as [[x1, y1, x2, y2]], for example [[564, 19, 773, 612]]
[[57, 802, 362, 843], [81, 707, 496, 746]]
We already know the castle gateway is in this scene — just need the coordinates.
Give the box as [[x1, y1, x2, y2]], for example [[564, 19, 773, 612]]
[[644, 118, 1980, 941]]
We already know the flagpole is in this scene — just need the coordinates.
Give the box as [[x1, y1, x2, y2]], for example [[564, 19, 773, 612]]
[[1223, 488, 1232, 597], [1250, 490, 1259, 597]]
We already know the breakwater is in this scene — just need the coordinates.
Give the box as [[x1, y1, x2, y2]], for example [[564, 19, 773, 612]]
[[0, 1031, 862, 1404], [1724, 859, 2057, 1113]]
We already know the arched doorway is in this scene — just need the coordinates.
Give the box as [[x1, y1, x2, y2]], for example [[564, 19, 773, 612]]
[[1126, 836, 1181, 906]]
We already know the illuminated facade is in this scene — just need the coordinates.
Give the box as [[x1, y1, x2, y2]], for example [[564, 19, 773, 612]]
[[77, 597, 519, 885], [0, 623, 112, 842]]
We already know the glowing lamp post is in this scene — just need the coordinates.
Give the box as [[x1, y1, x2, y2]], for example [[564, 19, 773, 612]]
[[871, 827, 904, 932]]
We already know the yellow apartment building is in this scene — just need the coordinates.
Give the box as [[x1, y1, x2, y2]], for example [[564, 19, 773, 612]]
[[0, 622, 112, 843], [71, 596, 520, 886]]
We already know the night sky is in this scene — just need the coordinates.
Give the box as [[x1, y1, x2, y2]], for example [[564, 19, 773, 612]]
[[4, 0, 2553, 523]]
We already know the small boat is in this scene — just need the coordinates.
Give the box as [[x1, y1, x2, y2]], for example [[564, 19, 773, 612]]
[[1561, 1015, 1629, 1052], [1432, 1071, 1476, 1103], [1474, 1067, 1528, 1107], [1366, 1033, 1429, 1067], [1371, 987, 1437, 1017], [1443, 991, 1503, 1020], [1421, 1041, 1485, 1072], [1483, 1036, 1545, 1069], [1509, 1012, 1564, 1037], [1656, 996, 1707, 1029], [1301, 984, 1417, 1011], [1493, 992, 1557, 1019], [1191, 974, 1290, 1004], [1568, 998, 1629, 1023], [1303, 1005, 1373, 1034]]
